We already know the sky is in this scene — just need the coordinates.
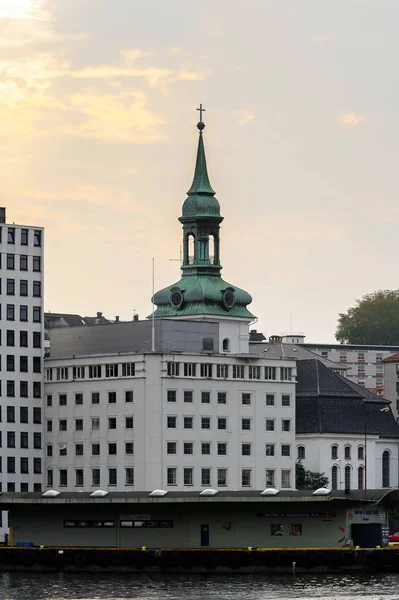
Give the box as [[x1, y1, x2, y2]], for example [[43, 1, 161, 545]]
[[1, 0, 399, 343]]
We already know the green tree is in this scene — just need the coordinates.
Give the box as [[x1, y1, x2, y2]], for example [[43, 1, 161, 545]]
[[296, 461, 329, 490], [335, 289, 399, 345]]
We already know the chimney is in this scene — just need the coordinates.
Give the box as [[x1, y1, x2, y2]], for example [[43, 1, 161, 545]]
[[269, 335, 282, 345], [133, 313, 139, 322], [96, 312, 103, 319], [115, 316, 120, 323], [0, 208, 5, 224]]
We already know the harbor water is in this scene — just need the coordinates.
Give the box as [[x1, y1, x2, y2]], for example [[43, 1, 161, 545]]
[[0, 572, 398, 600]]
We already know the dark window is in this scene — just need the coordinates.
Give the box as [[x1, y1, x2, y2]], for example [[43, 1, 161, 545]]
[[33, 230, 41, 246], [33, 281, 41, 297], [125, 442, 134, 454], [75, 469, 84, 487], [282, 420, 291, 432], [344, 446, 351, 460], [32, 332, 40, 347], [202, 338, 214, 351], [33, 407, 41, 423], [33, 382, 41, 398], [7, 406, 15, 422], [19, 280, 28, 296], [201, 391, 211, 404], [60, 470, 68, 486], [167, 416, 177, 428], [7, 457, 15, 473], [242, 443, 251, 456], [167, 390, 177, 402], [20, 356, 28, 372], [33, 432, 41, 449], [184, 391, 193, 403], [201, 468, 211, 486], [242, 393, 251, 405], [20, 255, 28, 271], [92, 469, 100, 486], [33, 458, 41, 474], [201, 442, 211, 455], [242, 418, 251, 430], [297, 446, 305, 460], [33, 357, 41, 373], [109, 468, 117, 486], [20, 305, 28, 321], [33, 307, 41, 322], [75, 393, 83, 405], [184, 442, 193, 455], [281, 444, 291, 457], [109, 417, 116, 429], [345, 465, 351, 490], [6, 330, 15, 346], [20, 331, 28, 347], [382, 451, 390, 488], [7, 380, 15, 397], [46, 394, 52, 406], [75, 419, 83, 431], [20, 406, 28, 423], [282, 394, 291, 406], [217, 392, 227, 404], [108, 391, 116, 404], [47, 470, 53, 487], [184, 468, 193, 486], [218, 442, 227, 456], [75, 444, 83, 456], [7, 279, 15, 295], [46, 420, 53, 432], [358, 446, 364, 460], [7, 483, 15, 492], [108, 443, 117, 455], [7, 431, 15, 448], [331, 445, 338, 460], [20, 458, 29, 474], [358, 466, 364, 490], [6, 254, 14, 269], [125, 390, 133, 403], [218, 417, 227, 430], [59, 394, 67, 406], [7, 304, 15, 320], [184, 416, 193, 429], [59, 419, 67, 431], [7, 228, 15, 244], [331, 465, 338, 490], [20, 381, 28, 398], [7, 355, 15, 371], [21, 229, 28, 245], [32, 256, 41, 272], [125, 416, 133, 429], [91, 392, 100, 404], [92, 443, 100, 456], [201, 417, 211, 429]]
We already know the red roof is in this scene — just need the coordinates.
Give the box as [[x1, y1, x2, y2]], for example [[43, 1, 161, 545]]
[[383, 352, 399, 363]]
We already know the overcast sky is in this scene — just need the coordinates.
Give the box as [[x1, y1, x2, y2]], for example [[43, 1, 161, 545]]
[[1, 0, 398, 342]]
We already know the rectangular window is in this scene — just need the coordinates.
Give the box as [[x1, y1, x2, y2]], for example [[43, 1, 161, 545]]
[[46, 420, 53, 432], [331, 445, 338, 459], [73, 366, 85, 379], [241, 469, 251, 487], [217, 468, 227, 486], [32, 331, 41, 348], [105, 363, 118, 378], [282, 419, 291, 432], [201, 442, 211, 455], [7, 228, 15, 244], [33, 256, 41, 272], [33, 407, 41, 423], [167, 442, 177, 454], [249, 366, 261, 379], [184, 390, 193, 403], [75, 469, 84, 487], [91, 392, 100, 404], [217, 442, 227, 456], [59, 444, 67, 457], [200, 363, 212, 378], [266, 394, 275, 406], [281, 469, 291, 488], [167, 468, 177, 486], [108, 443, 117, 455], [184, 416, 193, 429], [125, 442, 134, 455], [266, 443, 275, 456], [109, 417, 117, 429], [33, 306, 41, 322], [75, 419, 83, 431], [20, 305, 28, 321], [184, 442, 193, 455], [7, 279, 15, 295], [125, 390, 133, 403], [358, 446, 364, 460], [33, 432, 41, 449], [7, 304, 15, 320], [7, 355, 15, 372], [126, 468, 134, 486], [108, 391, 116, 404], [19, 379, 28, 397], [280, 367, 293, 381], [75, 443, 84, 456], [92, 469, 100, 486], [281, 444, 291, 457], [242, 393, 251, 405], [266, 469, 275, 487], [20, 432, 28, 448], [232, 365, 244, 379], [33, 229, 41, 246], [59, 420, 67, 431], [216, 364, 229, 378], [7, 254, 14, 270], [20, 457, 28, 474], [20, 406, 28, 423], [33, 458, 41, 474], [218, 417, 227, 430], [183, 468, 193, 486], [89, 365, 102, 379], [7, 380, 15, 397], [202, 338, 214, 352], [47, 444, 53, 457], [19, 355, 28, 372], [167, 416, 177, 428], [20, 254, 28, 270], [19, 280, 27, 296], [241, 418, 251, 431], [6, 330, 15, 346], [33, 357, 41, 373], [167, 361, 180, 376], [56, 367, 68, 381], [266, 419, 275, 432], [21, 228, 28, 245], [7, 457, 15, 473], [184, 363, 196, 377], [92, 443, 100, 456], [167, 390, 177, 402], [201, 468, 211, 486], [59, 394, 67, 406], [75, 393, 83, 405], [122, 362, 135, 377], [201, 391, 211, 404], [265, 366, 277, 380], [32, 281, 41, 297], [47, 469, 53, 487], [217, 392, 227, 404], [282, 394, 291, 407], [108, 468, 117, 486], [201, 416, 211, 429], [242, 443, 252, 456]]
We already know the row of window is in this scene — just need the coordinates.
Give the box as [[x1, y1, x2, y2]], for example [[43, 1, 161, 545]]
[[2, 330, 41, 348], [330, 452, 391, 490], [1, 254, 41, 271], [167, 362, 294, 382], [0, 431, 42, 448], [0, 279, 41, 297], [47, 467, 134, 487], [2, 380, 42, 398], [1, 227, 41, 247], [46, 415, 132, 432], [296, 445, 365, 461], [1, 456, 42, 474], [46, 441, 134, 457], [166, 415, 292, 432], [1, 355, 41, 373], [63, 519, 173, 529], [0, 405, 42, 424], [166, 441, 292, 457], [0, 304, 41, 322], [320, 350, 384, 361], [167, 390, 291, 407], [3, 483, 42, 493], [46, 390, 133, 406], [45, 363, 135, 382]]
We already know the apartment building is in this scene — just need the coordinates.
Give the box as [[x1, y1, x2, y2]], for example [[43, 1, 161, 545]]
[[382, 353, 399, 422]]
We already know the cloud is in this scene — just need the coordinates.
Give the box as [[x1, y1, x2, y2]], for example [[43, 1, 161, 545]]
[[338, 112, 364, 126], [0, 0, 48, 20], [169, 46, 181, 54], [229, 109, 255, 126], [312, 32, 336, 44], [120, 48, 153, 61]]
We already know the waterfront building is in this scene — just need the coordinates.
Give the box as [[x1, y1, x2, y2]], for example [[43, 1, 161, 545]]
[[43, 115, 297, 493], [0, 208, 44, 535]]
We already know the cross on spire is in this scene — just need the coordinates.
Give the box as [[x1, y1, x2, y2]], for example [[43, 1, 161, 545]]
[[197, 103, 205, 122]]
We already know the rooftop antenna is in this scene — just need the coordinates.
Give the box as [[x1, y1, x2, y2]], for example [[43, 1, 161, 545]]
[[151, 258, 155, 352]]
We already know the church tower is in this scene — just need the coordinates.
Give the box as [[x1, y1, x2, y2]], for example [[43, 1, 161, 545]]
[[150, 106, 255, 353]]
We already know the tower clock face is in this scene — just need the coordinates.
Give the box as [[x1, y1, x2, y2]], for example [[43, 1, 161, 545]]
[[223, 289, 235, 310], [170, 290, 183, 308]]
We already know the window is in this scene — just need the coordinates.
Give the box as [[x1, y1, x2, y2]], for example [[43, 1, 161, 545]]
[[218, 442, 227, 456], [358, 351, 365, 361], [7, 254, 14, 269], [201, 468, 211, 486], [32, 280, 40, 297], [59, 394, 67, 406], [91, 392, 100, 404], [358, 466, 364, 490], [108, 391, 116, 404], [75, 419, 83, 431], [7, 228, 15, 244], [21, 228, 28, 245], [178, 442, 192, 457], [217, 392, 227, 404], [282, 419, 291, 432], [20, 381, 28, 398], [7, 355, 15, 372], [46, 445, 53, 457], [75, 469, 84, 487], [184, 416, 193, 429], [265, 366, 276, 380], [125, 442, 134, 455], [241, 418, 251, 431], [33, 380, 41, 397], [344, 445, 351, 460], [33, 432, 41, 449], [122, 363, 135, 377], [249, 366, 260, 380], [266, 443, 275, 456], [167, 442, 177, 455], [20, 280, 28, 296], [105, 364, 118, 378], [266, 470, 275, 487], [201, 417, 211, 429], [7, 457, 15, 473], [216, 364, 229, 378], [200, 364, 212, 378], [201, 442, 211, 455], [125, 390, 133, 403], [202, 338, 214, 352], [109, 468, 117, 486], [167, 362, 179, 376], [222, 338, 231, 352], [46, 420, 53, 432], [75, 444, 84, 456], [167, 390, 177, 402], [19, 355, 28, 372], [7, 279, 15, 295], [280, 367, 293, 381], [20, 406, 28, 423], [7, 304, 15, 320], [167, 467, 177, 485], [266, 394, 275, 406], [282, 394, 291, 407], [47, 470, 54, 487], [125, 468, 134, 486], [8, 483, 15, 492], [345, 465, 351, 490], [75, 393, 83, 405], [382, 451, 390, 488], [59, 444, 67, 456], [33, 357, 41, 373], [167, 416, 176, 428], [266, 419, 275, 432], [32, 332, 40, 348], [242, 443, 251, 456], [358, 446, 364, 460], [59, 420, 67, 431], [331, 445, 338, 460], [242, 393, 251, 405], [33, 256, 41, 272], [241, 469, 251, 487], [92, 443, 100, 456], [184, 468, 193, 486], [20, 305, 28, 321], [19, 432, 28, 448], [218, 417, 227, 430], [281, 469, 291, 488], [108, 443, 117, 455], [290, 524, 302, 537], [89, 365, 102, 378], [20, 255, 28, 270], [184, 363, 196, 377], [109, 417, 117, 429], [33, 306, 41, 322], [281, 444, 291, 457], [201, 391, 211, 403], [33, 407, 41, 423], [297, 446, 305, 460], [7, 380, 15, 397], [217, 468, 227, 486], [6, 330, 14, 346], [232, 365, 244, 379], [33, 229, 41, 246], [331, 466, 338, 490], [73, 366, 85, 379], [92, 469, 100, 486], [184, 390, 193, 403], [33, 458, 41, 474]]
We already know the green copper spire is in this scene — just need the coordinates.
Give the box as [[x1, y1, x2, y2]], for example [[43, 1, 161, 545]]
[[186, 122, 216, 196]]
